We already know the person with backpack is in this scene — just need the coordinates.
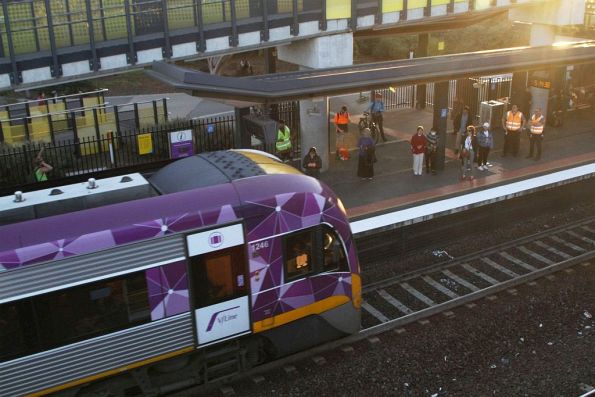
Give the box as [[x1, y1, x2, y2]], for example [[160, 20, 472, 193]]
[[357, 128, 375, 180], [33, 148, 53, 182]]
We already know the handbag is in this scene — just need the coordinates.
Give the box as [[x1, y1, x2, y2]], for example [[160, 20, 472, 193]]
[[460, 148, 470, 159]]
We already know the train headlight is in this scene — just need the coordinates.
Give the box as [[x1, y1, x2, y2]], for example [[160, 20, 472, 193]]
[[336, 198, 347, 216]]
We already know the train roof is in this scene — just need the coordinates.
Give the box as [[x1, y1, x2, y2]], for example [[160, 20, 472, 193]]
[[0, 150, 328, 254]]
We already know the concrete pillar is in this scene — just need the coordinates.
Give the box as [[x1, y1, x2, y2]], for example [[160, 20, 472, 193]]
[[528, 24, 556, 118], [432, 81, 449, 171], [276, 33, 353, 172], [415, 33, 429, 109], [529, 24, 556, 47], [300, 98, 329, 172]]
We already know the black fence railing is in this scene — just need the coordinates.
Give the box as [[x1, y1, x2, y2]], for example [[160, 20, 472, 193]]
[[0, 101, 301, 195]]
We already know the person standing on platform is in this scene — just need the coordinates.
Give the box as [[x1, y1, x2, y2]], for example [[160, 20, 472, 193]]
[[302, 147, 322, 178], [334, 106, 350, 159], [275, 120, 292, 162], [451, 97, 464, 134], [33, 148, 53, 182], [357, 128, 375, 180], [368, 92, 387, 142], [460, 126, 476, 180], [526, 107, 545, 161], [454, 106, 472, 153], [501, 104, 526, 157], [425, 128, 438, 175], [410, 126, 427, 176], [476, 122, 494, 171]]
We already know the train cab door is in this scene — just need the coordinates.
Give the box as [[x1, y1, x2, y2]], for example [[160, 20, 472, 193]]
[[186, 223, 251, 347]]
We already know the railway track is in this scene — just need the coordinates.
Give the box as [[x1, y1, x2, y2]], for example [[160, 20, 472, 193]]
[[360, 216, 595, 331], [178, 216, 595, 396]]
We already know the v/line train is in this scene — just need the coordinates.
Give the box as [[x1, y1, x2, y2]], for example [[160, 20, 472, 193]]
[[0, 150, 361, 396]]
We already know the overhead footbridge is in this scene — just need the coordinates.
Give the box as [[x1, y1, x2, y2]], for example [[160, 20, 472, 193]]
[[0, 0, 551, 91], [148, 41, 595, 103]]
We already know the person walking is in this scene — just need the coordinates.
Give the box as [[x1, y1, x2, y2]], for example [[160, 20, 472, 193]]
[[334, 106, 350, 159], [526, 107, 545, 161], [410, 126, 427, 176], [368, 92, 387, 142], [275, 120, 292, 162], [454, 106, 472, 153], [33, 148, 53, 182], [425, 128, 439, 175], [302, 147, 322, 178], [357, 128, 375, 180], [476, 122, 494, 171], [460, 126, 476, 180], [501, 104, 526, 157]]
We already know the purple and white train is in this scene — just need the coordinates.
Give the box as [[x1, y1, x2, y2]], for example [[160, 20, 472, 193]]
[[0, 150, 361, 396]]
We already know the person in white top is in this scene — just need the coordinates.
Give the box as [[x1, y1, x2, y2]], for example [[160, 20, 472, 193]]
[[460, 126, 476, 181], [526, 107, 545, 161]]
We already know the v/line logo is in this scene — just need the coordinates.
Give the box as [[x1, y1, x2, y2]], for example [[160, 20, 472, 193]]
[[206, 306, 240, 332]]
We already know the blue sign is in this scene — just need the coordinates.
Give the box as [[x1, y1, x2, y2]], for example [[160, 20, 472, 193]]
[[441, 108, 448, 118], [207, 124, 215, 134]]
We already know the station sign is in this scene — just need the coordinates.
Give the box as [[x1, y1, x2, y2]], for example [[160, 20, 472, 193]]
[[169, 129, 194, 159]]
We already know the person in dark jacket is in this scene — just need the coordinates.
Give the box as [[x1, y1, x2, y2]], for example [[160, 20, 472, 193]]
[[476, 122, 494, 171], [302, 147, 322, 178], [357, 128, 375, 180], [425, 128, 439, 175]]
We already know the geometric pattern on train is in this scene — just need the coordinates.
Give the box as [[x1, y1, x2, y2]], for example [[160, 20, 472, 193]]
[[246, 192, 354, 322], [146, 260, 189, 320], [0, 204, 238, 271]]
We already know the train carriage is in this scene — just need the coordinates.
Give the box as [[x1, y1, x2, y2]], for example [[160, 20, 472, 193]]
[[0, 150, 360, 396]]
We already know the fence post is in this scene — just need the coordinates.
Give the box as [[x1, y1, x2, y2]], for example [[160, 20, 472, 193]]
[[71, 111, 81, 158], [47, 113, 55, 144], [134, 103, 140, 130], [153, 100, 159, 124], [114, 105, 121, 134], [93, 108, 102, 153], [0, 120, 4, 143], [162, 98, 169, 121]]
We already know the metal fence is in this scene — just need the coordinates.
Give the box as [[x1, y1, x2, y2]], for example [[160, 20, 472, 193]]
[[0, 101, 301, 194]]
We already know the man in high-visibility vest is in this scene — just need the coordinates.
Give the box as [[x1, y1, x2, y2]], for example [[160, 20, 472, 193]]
[[526, 107, 545, 161], [276, 120, 292, 162], [501, 104, 526, 157], [334, 106, 350, 159]]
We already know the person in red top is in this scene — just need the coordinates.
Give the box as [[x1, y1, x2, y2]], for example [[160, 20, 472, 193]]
[[334, 106, 350, 159], [410, 126, 427, 176]]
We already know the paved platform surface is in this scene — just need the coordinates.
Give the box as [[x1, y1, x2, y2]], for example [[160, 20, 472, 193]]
[[319, 107, 595, 221]]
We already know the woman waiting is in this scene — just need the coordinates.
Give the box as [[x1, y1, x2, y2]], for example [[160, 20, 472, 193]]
[[357, 128, 375, 180], [476, 122, 494, 171], [302, 147, 322, 178], [460, 126, 476, 181]]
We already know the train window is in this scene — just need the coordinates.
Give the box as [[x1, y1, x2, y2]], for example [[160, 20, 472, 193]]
[[284, 230, 315, 281], [31, 271, 150, 355], [192, 246, 247, 308], [0, 301, 37, 362], [322, 226, 348, 272]]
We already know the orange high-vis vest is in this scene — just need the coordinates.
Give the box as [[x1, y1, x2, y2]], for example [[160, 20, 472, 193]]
[[530, 114, 544, 134], [505, 111, 523, 131], [334, 112, 350, 125]]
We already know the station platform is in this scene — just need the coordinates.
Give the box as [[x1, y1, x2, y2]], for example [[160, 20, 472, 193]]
[[318, 106, 595, 231]]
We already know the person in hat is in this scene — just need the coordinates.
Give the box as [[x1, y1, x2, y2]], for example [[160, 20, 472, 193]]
[[476, 122, 494, 171], [410, 126, 427, 176], [357, 128, 375, 180], [302, 147, 322, 178], [367, 92, 387, 141]]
